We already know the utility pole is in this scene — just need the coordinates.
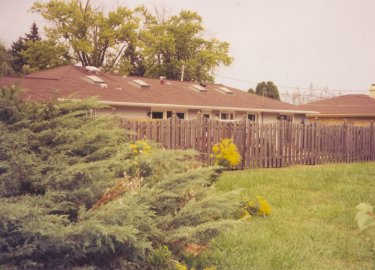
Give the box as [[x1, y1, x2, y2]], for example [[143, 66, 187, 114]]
[[180, 64, 185, 82], [262, 87, 267, 106]]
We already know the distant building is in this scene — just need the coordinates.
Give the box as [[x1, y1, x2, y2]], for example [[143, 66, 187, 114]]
[[0, 65, 314, 123], [299, 87, 375, 126]]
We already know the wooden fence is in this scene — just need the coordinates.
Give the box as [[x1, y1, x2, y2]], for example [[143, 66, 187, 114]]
[[122, 117, 375, 168]]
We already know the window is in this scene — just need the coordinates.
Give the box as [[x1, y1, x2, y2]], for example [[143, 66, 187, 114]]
[[192, 84, 207, 92], [277, 115, 292, 122], [86, 75, 105, 84], [133, 79, 150, 88], [247, 114, 256, 121], [221, 113, 234, 120], [166, 111, 185, 119], [216, 86, 233, 95], [151, 111, 163, 119], [176, 112, 185, 119]]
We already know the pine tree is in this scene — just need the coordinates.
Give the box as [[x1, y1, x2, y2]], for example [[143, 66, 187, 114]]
[[0, 43, 14, 76], [25, 22, 41, 42], [8, 22, 41, 73]]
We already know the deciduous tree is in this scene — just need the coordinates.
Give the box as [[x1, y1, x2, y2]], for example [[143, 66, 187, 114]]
[[21, 39, 71, 73], [32, 0, 139, 70], [137, 10, 232, 82]]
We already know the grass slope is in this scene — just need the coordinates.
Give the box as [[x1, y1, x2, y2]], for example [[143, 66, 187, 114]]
[[205, 163, 375, 270]]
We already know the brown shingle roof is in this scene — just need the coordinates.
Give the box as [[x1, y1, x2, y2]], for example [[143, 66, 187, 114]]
[[0, 65, 311, 113], [298, 94, 375, 116]]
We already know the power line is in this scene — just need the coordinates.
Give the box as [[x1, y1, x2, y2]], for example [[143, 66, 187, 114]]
[[215, 74, 368, 93]]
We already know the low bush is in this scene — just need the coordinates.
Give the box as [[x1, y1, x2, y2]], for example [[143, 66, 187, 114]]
[[0, 86, 240, 269], [211, 138, 241, 169]]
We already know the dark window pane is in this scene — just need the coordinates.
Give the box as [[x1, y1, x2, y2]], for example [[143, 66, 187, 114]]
[[176, 112, 185, 119], [152, 112, 163, 119]]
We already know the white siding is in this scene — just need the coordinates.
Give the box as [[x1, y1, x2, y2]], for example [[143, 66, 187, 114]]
[[261, 112, 279, 124]]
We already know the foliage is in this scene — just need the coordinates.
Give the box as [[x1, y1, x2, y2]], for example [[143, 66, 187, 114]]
[[138, 10, 232, 82], [255, 81, 280, 101], [31, 0, 232, 81], [0, 87, 240, 269], [32, 0, 139, 70], [25, 22, 42, 42], [0, 85, 24, 123], [211, 138, 241, 169], [240, 196, 272, 219], [7, 22, 70, 74], [0, 43, 14, 76], [247, 88, 255, 94], [20, 39, 71, 73], [355, 203, 375, 231], [147, 246, 172, 270], [8, 22, 41, 73]]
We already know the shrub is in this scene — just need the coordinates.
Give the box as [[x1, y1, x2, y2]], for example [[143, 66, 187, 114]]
[[0, 87, 240, 269], [240, 196, 272, 219], [148, 246, 172, 270], [211, 138, 241, 169]]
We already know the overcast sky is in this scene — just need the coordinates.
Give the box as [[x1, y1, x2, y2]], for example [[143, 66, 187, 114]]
[[1, 0, 374, 98]]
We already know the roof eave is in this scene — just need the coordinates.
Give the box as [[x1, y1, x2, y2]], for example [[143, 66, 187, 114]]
[[307, 113, 375, 118], [57, 99, 315, 114]]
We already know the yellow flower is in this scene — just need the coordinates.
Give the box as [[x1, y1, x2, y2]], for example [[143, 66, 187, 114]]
[[257, 196, 272, 216], [130, 141, 151, 155], [211, 138, 241, 168], [241, 196, 272, 218], [203, 267, 217, 270], [174, 262, 188, 270]]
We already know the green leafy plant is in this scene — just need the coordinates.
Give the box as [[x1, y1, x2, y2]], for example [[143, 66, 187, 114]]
[[211, 138, 241, 169]]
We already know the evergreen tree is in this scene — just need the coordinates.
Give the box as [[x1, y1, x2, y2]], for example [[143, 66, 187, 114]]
[[25, 22, 41, 42], [8, 37, 27, 73], [0, 86, 240, 269], [0, 43, 14, 76], [255, 81, 280, 100], [8, 22, 41, 73]]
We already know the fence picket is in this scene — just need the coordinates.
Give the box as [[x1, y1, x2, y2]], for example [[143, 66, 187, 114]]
[[122, 118, 375, 168]]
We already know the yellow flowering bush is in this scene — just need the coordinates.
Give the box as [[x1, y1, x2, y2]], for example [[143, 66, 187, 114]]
[[173, 262, 216, 270], [174, 262, 188, 270], [211, 138, 241, 168], [129, 140, 151, 178], [240, 196, 272, 219], [130, 140, 151, 155]]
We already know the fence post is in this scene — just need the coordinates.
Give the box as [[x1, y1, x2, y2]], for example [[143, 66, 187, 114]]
[[171, 113, 176, 149], [343, 120, 348, 162], [280, 120, 284, 167], [241, 116, 247, 169]]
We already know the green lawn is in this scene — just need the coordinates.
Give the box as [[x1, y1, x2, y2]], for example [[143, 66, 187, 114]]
[[203, 162, 375, 270]]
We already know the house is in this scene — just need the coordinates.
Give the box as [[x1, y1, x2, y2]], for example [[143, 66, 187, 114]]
[[299, 92, 375, 126], [0, 65, 314, 123]]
